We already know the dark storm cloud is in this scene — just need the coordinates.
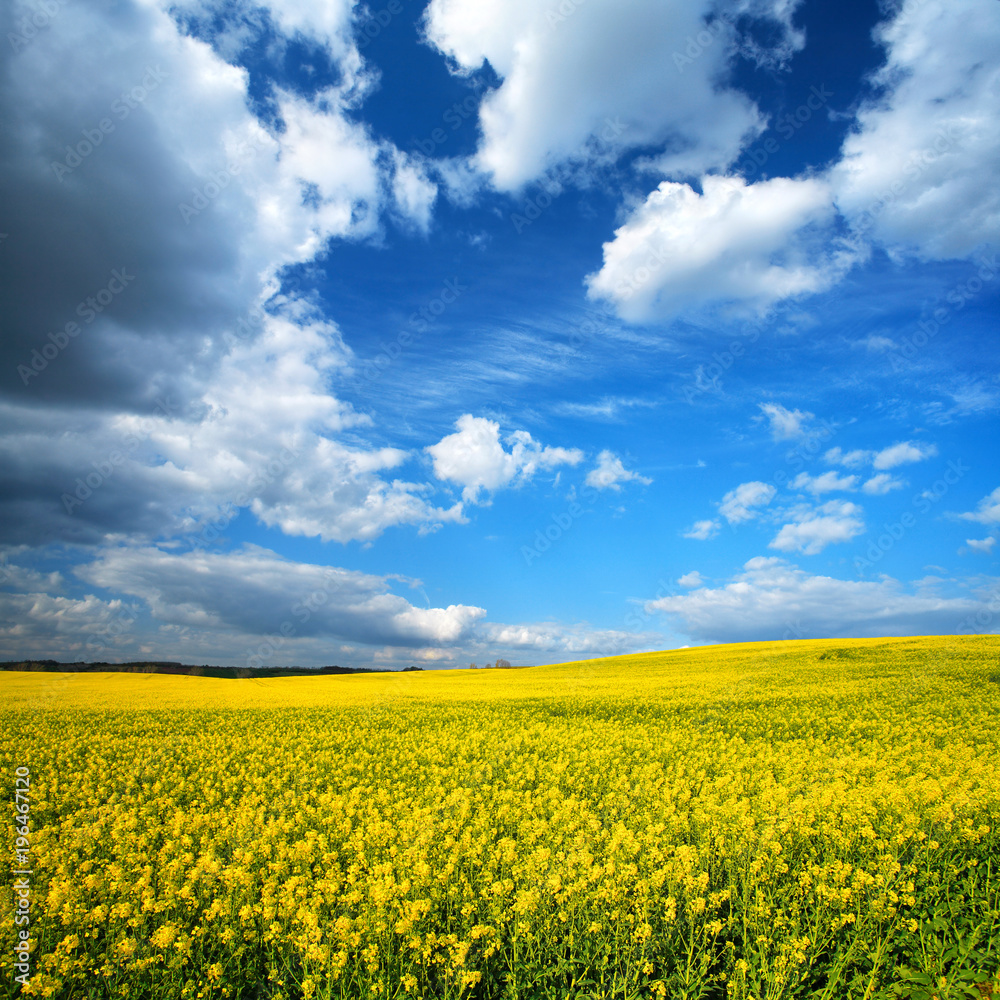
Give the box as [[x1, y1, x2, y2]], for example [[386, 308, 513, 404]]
[[0, 0, 265, 413]]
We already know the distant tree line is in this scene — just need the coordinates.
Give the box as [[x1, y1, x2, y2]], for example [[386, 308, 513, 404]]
[[0, 660, 392, 678], [469, 659, 512, 669]]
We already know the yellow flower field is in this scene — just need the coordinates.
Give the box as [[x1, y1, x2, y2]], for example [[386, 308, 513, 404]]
[[2, 635, 999, 999]]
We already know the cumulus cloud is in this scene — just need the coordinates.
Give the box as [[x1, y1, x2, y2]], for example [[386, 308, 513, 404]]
[[0, 0, 439, 410], [0, 590, 144, 660], [390, 150, 438, 233], [0, 0, 456, 549], [76, 545, 487, 647], [585, 0, 999, 320], [584, 450, 651, 491], [790, 471, 858, 495], [426, 415, 583, 502], [824, 447, 872, 469], [645, 556, 986, 644], [719, 482, 776, 524], [823, 442, 936, 476], [861, 473, 905, 496], [966, 537, 996, 555], [677, 571, 703, 588], [683, 519, 719, 541], [166, 0, 364, 64], [3, 0, 267, 410], [857, 335, 897, 353], [0, 552, 64, 595], [0, 300, 466, 546], [586, 175, 852, 322], [426, 0, 995, 324], [0, 546, 659, 666], [769, 500, 865, 555], [477, 621, 651, 657], [759, 402, 815, 441], [873, 441, 938, 470], [422, 0, 803, 191], [832, 0, 1000, 261], [958, 487, 1000, 526]]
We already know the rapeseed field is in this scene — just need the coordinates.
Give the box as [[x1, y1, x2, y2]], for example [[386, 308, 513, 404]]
[[2, 635, 998, 1000]]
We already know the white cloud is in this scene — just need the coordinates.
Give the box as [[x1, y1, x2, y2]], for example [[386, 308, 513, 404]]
[[0, 557, 64, 595], [959, 487, 1000, 526], [426, 415, 583, 502], [0, 299, 467, 546], [476, 621, 651, 657], [823, 443, 935, 476], [586, 175, 851, 322], [436, 0, 995, 323], [179, 301, 471, 543], [2, 0, 277, 401], [390, 151, 438, 233], [683, 519, 719, 541], [791, 471, 858, 495], [769, 500, 864, 555], [552, 396, 656, 422], [168, 0, 363, 64], [77, 545, 486, 648], [261, 85, 387, 259], [583, 0, 999, 320], [823, 441, 937, 482], [422, 0, 802, 191], [857, 335, 897, 353], [677, 571, 703, 588], [832, 0, 1000, 261], [0, 590, 141, 657], [873, 441, 937, 470], [430, 155, 487, 207], [0, 0, 453, 548], [584, 450, 651, 491], [862, 473, 905, 496], [0, 546, 659, 666], [824, 447, 872, 469], [645, 556, 986, 644], [966, 537, 996, 555], [719, 481, 777, 524], [759, 402, 814, 441]]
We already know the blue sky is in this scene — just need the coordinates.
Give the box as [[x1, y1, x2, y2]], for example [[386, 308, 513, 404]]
[[1, 0, 997, 668]]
